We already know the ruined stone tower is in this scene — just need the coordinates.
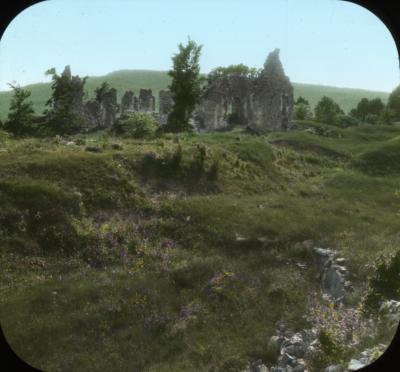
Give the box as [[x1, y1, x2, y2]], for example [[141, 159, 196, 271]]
[[251, 48, 293, 131]]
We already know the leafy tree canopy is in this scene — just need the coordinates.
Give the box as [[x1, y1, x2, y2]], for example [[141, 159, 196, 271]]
[[387, 85, 400, 121], [295, 96, 309, 106], [314, 96, 343, 125], [165, 38, 204, 133], [4, 84, 35, 136], [207, 64, 260, 84]]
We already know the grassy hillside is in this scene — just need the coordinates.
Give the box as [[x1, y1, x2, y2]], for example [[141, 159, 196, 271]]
[[1, 121, 400, 371], [0, 70, 389, 120]]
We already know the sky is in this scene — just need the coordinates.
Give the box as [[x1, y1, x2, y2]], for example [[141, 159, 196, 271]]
[[0, 0, 398, 92]]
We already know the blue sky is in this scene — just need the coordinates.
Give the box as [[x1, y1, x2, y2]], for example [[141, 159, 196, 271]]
[[0, 0, 398, 92]]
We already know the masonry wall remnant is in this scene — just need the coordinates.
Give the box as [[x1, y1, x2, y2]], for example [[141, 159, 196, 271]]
[[138, 89, 156, 112], [194, 48, 294, 132], [55, 49, 293, 132]]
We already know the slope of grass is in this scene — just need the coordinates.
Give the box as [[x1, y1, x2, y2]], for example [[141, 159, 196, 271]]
[[0, 70, 389, 120], [1, 122, 400, 371]]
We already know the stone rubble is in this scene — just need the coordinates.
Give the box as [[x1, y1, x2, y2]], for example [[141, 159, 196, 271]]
[[312, 247, 353, 303], [347, 344, 387, 371], [378, 299, 400, 331]]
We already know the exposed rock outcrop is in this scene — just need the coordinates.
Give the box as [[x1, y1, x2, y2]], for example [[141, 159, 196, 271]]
[[312, 247, 353, 303], [267, 327, 317, 372]]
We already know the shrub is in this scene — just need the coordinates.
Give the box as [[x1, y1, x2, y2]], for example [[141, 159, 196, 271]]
[[336, 115, 360, 128], [364, 249, 400, 313], [113, 112, 158, 138], [0, 129, 11, 144], [314, 96, 344, 125]]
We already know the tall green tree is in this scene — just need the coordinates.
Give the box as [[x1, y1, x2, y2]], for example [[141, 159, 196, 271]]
[[387, 85, 400, 121], [314, 96, 343, 125], [350, 97, 385, 124], [45, 66, 87, 134], [293, 96, 312, 120], [4, 84, 35, 136], [165, 38, 204, 132]]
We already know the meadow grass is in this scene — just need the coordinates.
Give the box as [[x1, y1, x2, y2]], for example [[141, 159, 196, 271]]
[[1, 121, 400, 371]]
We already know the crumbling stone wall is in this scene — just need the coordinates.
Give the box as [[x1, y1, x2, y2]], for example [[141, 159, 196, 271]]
[[194, 49, 294, 132], [83, 87, 118, 129], [194, 70, 256, 131], [251, 48, 294, 131], [139, 89, 156, 112], [121, 90, 136, 116], [159, 90, 174, 125], [51, 51, 293, 133]]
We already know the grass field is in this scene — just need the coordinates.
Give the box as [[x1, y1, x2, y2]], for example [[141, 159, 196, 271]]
[[0, 70, 389, 121], [1, 120, 399, 371]]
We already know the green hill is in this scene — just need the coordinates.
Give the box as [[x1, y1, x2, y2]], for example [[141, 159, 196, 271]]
[[0, 69, 389, 120]]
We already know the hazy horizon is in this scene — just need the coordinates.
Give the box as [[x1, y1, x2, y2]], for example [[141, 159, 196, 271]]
[[0, 0, 398, 92]]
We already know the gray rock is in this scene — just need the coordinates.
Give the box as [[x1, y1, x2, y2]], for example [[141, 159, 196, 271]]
[[312, 247, 351, 302], [292, 364, 305, 372], [321, 265, 346, 300], [253, 364, 269, 372], [348, 358, 366, 371], [324, 365, 344, 372]]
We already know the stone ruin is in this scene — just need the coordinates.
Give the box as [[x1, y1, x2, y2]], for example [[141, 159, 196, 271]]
[[51, 49, 293, 132], [138, 89, 156, 112], [194, 48, 294, 132], [120, 90, 138, 115], [159, 90, 174, 125]]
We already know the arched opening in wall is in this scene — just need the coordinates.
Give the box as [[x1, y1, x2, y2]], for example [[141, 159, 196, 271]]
[[0, 1, 399, 371]]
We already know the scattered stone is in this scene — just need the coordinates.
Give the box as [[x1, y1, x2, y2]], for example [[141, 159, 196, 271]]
[[324, 365, 344, 372], [269, 330, 317, 372], [242, 360, 269, 372], [347, 344, 387, 371], [378, 299, 400, 331], [235, 233, 248, 242]]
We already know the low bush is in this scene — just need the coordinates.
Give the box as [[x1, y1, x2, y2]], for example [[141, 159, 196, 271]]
[[113, 112, 158, 138], [363, 249, 400, 313], [336, 115, 360, 128]]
